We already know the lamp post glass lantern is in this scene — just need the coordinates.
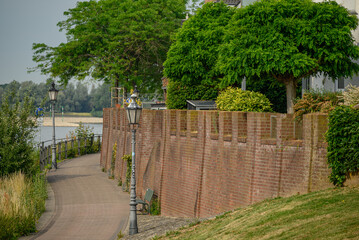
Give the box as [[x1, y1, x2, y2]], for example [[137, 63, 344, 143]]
[[49, 82, 59, 101], [49, 82, 59, 170], [126, 92, 142, 235], [126, 93, 142, 125]]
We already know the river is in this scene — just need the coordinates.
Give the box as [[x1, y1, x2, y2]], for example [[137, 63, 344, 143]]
[[35, 123, 103, 143]]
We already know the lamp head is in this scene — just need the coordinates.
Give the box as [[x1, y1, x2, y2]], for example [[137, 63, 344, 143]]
[[48, 82, 59, 102], [126, 92, 142, 125]]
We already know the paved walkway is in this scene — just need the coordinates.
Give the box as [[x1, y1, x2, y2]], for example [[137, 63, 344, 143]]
[[20, 153, 198, 240], [25, 153, 129, 240]]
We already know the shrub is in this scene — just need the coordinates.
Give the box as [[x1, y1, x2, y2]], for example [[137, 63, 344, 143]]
[[339, 84, 359, 106], [0, 93, 38, 176], [216, 87, 273, 112], [166, 81, 219, 109], [150, 196, 161, 215], [110, 142, 117, 178], [0, 172, 47, 239], [294, 90, 343, 120], [326, 106, 359, 186], [69, 122, 94, 139], [90, 109, 103, 117]]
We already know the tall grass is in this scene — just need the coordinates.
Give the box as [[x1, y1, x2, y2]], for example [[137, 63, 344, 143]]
[[0, 172, 47, 240]]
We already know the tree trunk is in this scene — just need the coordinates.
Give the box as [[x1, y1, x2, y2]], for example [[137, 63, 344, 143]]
[[284, 80, 296, 114]]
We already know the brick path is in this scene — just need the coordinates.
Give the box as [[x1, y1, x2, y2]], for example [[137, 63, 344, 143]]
[[30, 153, 129, 240]]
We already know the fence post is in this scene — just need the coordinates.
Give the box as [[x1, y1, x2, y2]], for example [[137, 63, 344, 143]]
[[47, 146, 51, 166], [71, 138, 76, 157], [58, 142, 62, 161], [78, 137, 81, 156], [84, 137, 87, 154], [39, 142, 44, 170], [98, 136, 101, 151], [65, 140, 68, 159], [38, 134, 102, 171]]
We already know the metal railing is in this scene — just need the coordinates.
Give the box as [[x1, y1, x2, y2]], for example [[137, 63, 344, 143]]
[[38, 134, 102, 170]]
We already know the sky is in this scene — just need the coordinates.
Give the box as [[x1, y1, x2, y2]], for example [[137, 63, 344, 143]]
[[0, 0, 79, 85]]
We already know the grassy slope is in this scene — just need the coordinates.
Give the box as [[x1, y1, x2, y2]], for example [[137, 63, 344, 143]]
[[158, 187, 359, 240]]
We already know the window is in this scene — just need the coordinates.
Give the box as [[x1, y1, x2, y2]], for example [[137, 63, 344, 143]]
[[338, 78, 345, 90]]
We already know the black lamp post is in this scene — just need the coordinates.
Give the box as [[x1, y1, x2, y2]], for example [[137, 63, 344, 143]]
[[48, 82, 59, 170], [126, 90, 142, 235]]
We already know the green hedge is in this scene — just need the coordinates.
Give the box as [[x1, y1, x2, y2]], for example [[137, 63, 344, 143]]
[[326, 106, 359, 186], [166, 81, 219, 109], [216, 87, 273, 112]]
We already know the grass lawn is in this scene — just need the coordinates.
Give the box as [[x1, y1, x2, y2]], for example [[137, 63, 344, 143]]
[[157, 186, 359, 240]]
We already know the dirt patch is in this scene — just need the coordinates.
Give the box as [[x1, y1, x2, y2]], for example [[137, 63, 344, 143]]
[[121, 215, 197, 240]]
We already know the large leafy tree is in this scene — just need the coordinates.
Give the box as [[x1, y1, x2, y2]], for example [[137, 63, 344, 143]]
[[31, 0, 187, 98], [217, 0, 359, 113], [164, 2, 235, 109]]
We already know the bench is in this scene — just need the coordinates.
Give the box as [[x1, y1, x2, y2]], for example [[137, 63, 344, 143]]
[[136, 188, 154, 215]]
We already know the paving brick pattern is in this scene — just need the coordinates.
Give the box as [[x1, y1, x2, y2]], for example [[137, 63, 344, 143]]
[[34, 153, 129, 240]]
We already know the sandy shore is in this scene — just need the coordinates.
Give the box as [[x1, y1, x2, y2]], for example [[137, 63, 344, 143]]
[[40, 116, 103, 127]]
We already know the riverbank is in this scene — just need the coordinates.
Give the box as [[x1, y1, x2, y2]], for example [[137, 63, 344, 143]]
[[41, 116, 103, 127]]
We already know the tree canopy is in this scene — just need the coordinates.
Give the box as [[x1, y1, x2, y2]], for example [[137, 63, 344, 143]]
[[0, 80, 111, 116], [217, 0, 359, 113], [31, 0, 188, 96], [163, 2, 235, 109]]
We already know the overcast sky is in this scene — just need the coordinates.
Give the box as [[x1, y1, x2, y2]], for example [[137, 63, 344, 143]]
[[0, 0, 79, 85]]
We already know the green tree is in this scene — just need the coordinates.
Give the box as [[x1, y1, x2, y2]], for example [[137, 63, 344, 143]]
[[0, 87, 3, 105], [0, 93, 38, 176], [217, 0, 359, 113], [57, 82, 76, 112], [4, 81, 21, 105], [164, 2, 235, 109], [90, 83, 111, 116], [31, 0, 188, 99], [73, 82, 91, 112]]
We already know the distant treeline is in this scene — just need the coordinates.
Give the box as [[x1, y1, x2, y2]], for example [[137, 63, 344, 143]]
[[0, 80, 111, 117]]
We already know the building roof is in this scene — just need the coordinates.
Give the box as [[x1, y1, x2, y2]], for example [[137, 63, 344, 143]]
[[186, 100, 217, 109], [215, 0, 241, 7]]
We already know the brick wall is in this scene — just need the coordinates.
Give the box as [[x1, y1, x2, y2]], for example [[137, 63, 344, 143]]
[[100, 108, 343, 218]]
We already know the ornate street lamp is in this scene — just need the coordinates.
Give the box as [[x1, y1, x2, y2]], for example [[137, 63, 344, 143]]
[[126, 90, 142, 235], [48, 82, 59, 169]]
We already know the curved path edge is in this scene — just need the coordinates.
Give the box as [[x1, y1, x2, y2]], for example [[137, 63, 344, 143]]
[[21, 154, 129, 240]]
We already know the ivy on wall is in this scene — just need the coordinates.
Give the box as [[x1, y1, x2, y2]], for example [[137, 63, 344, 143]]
[[326, 106, 359, 186], [122, 154, 132, 191]]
